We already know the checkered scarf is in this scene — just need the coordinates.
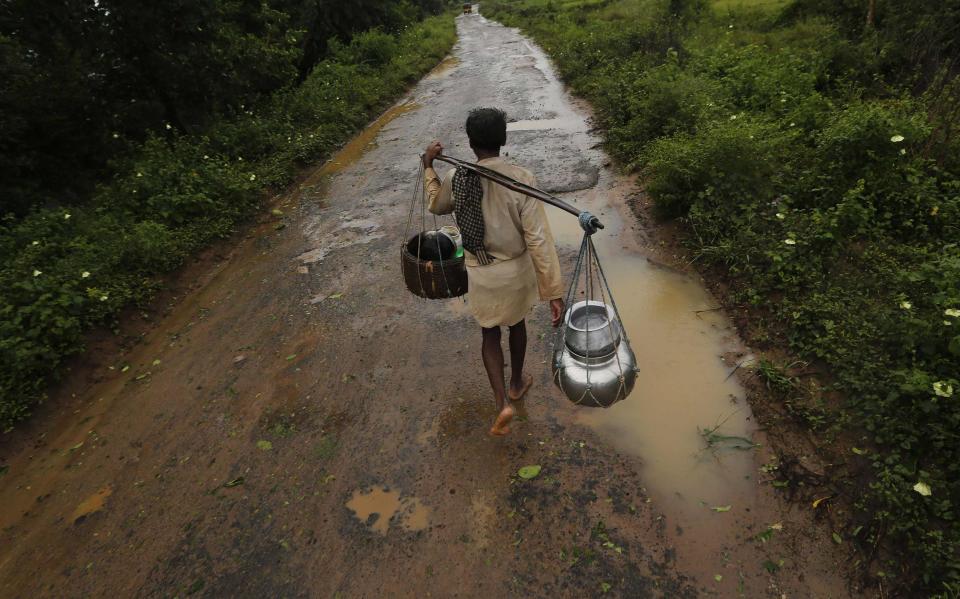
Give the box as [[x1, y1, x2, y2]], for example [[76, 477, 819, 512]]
[[452, 167, 493, 265]]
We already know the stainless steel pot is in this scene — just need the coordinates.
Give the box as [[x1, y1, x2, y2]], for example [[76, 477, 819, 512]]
[[553, 300, 637, 407], [553, 341, 637, 408], [563, 300, 621, 358]]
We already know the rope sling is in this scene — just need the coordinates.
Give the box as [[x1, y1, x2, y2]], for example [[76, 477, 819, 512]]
[[403, 154, 638, 407]]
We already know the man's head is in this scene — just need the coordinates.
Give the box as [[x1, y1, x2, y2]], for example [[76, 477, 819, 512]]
[[465, 107, 507, 156]]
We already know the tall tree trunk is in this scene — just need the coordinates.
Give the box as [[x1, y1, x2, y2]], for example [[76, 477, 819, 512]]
[[865, 0, 876, 29]]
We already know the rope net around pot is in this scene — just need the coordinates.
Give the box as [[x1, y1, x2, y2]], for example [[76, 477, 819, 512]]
[[552, 232, 638, 408], [401, 161, 467, 300]]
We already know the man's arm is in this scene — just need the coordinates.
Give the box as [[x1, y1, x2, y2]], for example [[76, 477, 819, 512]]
[[423, 141, 453, 215], [518, 173, 565, 326]]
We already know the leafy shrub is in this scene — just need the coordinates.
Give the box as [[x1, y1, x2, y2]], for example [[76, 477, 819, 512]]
[[486, 0, 960, 590], [0, 13, 456, 430]]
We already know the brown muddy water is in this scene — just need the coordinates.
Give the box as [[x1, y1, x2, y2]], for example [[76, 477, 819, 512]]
[[346, 486, 432, 534]]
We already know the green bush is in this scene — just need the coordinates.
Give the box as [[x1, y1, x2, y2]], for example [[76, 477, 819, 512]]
[[486, 0, 960, 590], [0, 13, 456, 430]]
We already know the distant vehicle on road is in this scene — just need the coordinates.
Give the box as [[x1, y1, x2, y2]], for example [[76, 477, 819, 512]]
[[463, 3, 472, 14]]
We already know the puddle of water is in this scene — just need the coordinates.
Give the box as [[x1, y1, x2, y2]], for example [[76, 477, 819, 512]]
[[346, 486, 431, 534], [71, 486, 113, 524], [426, 55, 460, 79], [545, 204, 756, 525], [297, 217, 384, 265], [299, 101, 421, 193]]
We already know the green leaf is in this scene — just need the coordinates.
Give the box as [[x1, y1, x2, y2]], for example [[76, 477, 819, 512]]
[[518, 465, 542, 479], [256, 440, 273, 451], [223, 477, 245, 488], [949, 336, 960, 357], [832, 532, 842, 544], [711, 505, 732, 512], [714, 574, 723, 582], [762, 559, 783, 573]]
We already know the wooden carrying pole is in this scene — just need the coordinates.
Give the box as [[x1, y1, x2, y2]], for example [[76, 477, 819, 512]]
[[433, 154, 604, 232]]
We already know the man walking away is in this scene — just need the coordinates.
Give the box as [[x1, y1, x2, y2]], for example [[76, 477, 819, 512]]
[[422, 107, 565, 436]]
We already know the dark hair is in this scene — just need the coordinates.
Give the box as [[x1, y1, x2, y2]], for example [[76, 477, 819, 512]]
[[465, 107, 507, 151]]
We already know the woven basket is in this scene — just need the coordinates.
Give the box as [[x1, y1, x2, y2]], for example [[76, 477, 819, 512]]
[[401, 234, 468, 299]]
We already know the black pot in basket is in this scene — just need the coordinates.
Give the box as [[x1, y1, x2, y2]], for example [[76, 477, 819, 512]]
[[401, 232, 467, 299]]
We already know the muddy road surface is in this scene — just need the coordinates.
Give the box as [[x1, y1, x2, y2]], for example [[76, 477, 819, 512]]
[[1, 11, 862, 598]]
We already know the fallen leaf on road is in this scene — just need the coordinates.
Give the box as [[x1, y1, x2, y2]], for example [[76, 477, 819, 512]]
[[711, 505, 732, 512], [285, 354, 297, 361], [832, 532, 843, 544], [518, 465, 541, 479], [224, 477, 245, 488], [271, 208, 284, 216], [812, 496, 832, 508], [714, 574, 723, 582], [328, 292, 343, 299], [256, 440, 273, 451], [152, 359, 161, 366]]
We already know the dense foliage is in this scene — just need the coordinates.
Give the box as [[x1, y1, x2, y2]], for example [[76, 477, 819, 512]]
[[0, 6, 456, 427], [485, 0, 960, 592], [0, 0, 446, 216]]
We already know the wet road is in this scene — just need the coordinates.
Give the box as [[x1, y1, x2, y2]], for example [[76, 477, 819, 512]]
[[0, 11, 858, 598]]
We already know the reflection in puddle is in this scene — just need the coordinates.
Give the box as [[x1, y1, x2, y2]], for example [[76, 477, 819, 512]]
[[71, 486, 113, 524], [546, 202, 756, 525], [346, 486, 431, 534]]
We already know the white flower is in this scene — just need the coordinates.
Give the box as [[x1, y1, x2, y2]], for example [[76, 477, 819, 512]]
[[64, 213, 71, 220], [238, 157, 243, 161], [730, 115, 738, 121], [933, 381, 953, 398], [203, 155, 209, 160], [81, 271, 90, 278], [899, 148, 906, 155], [31, 241, 39, 246], [33, 269, 42, 277], [100, 295, 108, 301], [249, 174, 256, 181], [781, 98, 787, 103], [136, 172, 143, 178], [112, 132, 119, 139], [900, 301, 912, 310], [784, 238, 796, 245], [890, 135, 905, 143], [913, 481, 932, 496], [789, 122, 796, 127], [945, 308, 960, 318], [165, 123, 172, 130], [776, 213, 786, 220]]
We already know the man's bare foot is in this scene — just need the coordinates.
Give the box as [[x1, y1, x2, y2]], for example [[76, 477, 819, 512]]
[[489, 405, 515, 436], [508, 373, 533, 402]]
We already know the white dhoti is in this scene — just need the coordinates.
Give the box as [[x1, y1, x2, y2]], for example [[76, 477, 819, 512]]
[[465, 251, 539, 328]]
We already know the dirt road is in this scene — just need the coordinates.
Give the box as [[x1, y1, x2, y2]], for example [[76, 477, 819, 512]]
[[0, 12, 862, 598]]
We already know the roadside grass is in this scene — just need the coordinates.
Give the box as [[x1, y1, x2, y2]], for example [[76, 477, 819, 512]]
[[0, 14, 456, 429], [485, 0, 960, 592]]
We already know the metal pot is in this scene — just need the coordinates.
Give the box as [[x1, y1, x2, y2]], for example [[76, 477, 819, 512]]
[[563, 300, 621, 358], [553, 341, 637, 408]]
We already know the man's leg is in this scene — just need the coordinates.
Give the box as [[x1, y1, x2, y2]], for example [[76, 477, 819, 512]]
[[508, 320, 533, 400], [482, 326, 514, 435]]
